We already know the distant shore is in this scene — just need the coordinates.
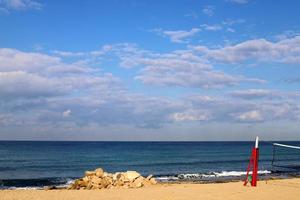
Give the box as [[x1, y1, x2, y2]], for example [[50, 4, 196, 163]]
[[1, 178, 300, 200]]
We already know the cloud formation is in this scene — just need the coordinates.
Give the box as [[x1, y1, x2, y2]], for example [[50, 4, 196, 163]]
[[100, 44, 266, 88], [0, 0, 42, 12], [202, 5, 214, 17], [1, 35, 299, 137], [228, 0, 249, 4], [231, 110, 263, 122], [192, 36, 300, 64], [152, 28, 201, 43], [200, 24, 222, 31]]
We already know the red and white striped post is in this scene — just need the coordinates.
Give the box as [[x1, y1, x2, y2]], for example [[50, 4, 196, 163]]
[[251, 136, 259, 186]]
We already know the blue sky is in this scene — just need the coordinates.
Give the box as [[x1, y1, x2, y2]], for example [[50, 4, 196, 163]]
[[0, 0, 300, 141]]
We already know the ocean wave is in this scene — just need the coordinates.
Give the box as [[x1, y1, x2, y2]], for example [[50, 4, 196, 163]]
[[0, 177, 76, 190], [155, 170, 271, 181], [0, 170, 273, 189]]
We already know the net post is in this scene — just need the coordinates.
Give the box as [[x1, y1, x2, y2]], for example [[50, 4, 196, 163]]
[[251, 137, 259, 187]]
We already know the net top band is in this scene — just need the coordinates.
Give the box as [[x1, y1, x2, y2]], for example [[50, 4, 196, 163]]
[[273, 143, 300, 150]]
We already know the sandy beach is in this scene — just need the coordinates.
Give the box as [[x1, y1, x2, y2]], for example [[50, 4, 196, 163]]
[[1, 178, 300, 200]]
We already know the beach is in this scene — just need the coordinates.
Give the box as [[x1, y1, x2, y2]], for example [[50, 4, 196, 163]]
[[1, 178, 300, 200]]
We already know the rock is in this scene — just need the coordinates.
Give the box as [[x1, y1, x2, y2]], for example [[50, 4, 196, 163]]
[[130, 176, 144, 188], [104, 176, 113, 185], [44, 186, 56, 190], [95, 168, 104, 178], [91, 176, 102, 185], [142, 179, 152, 186], [112, 172, 119, 180], [130, 181, 142, 188], [117, 173, 126, 181], [106, 184, 112, 189], [116, 179, 124, 186], [149, 177, 157, 185], [78, 180, 88, 187], [135, 176, 144, 183], [123, 171, 141, 181], [100, 178, 109, 188], [69, 168, 156, 190], [146, 175, 153, 180], [69, 179, 85, 190], [86, 182, 93, 190], [82, 176, 90, 182], [92, 184, 103, 189], [85, 170, 96, 176], [103, 172, 114, 178]]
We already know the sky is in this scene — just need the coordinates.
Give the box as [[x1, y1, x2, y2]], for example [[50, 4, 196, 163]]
[[0, 0, 300, 141]]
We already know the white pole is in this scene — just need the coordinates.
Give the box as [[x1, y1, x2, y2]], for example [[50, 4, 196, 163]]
[[255, 136, 259, 149]]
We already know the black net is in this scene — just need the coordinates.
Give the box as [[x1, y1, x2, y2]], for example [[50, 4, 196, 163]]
[[272, 143, 300, 171]]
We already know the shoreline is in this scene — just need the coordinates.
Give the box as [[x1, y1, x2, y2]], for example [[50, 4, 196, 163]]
[[1, 174, 299, 190], [1, 178, 300, 200]]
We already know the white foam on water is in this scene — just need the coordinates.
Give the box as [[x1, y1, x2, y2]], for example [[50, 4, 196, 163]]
[[8, 187, 42, 190], [157, 170, 271, 181], [56, 178, 75, 188], [155, 176, 179, 181]]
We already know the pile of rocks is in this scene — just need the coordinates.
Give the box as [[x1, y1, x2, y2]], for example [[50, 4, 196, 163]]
[[68, 168, 157, 190]]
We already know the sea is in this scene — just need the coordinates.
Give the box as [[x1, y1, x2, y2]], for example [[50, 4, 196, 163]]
[[0, 141, 300, 189]]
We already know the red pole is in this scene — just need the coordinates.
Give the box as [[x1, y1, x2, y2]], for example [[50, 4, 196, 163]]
[[244, 137, 259, 187], [251, 139, 259, 186]]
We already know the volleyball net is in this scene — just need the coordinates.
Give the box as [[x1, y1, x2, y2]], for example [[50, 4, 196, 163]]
[[271, 143, 300, 171]]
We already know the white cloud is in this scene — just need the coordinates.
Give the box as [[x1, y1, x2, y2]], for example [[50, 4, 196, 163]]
[[0, 71, 67, 98], [231, 110, 264, 122], [202, 5, 214, 17], [192, 36, 300, 64], [230, 89, 277, 99], [62, 109, 72, 117], [0, 48, 183, 129], [136, 67, 251, 89], [228, 0, 249, 4], [153, 28, 201, 43], [230, 89, 300, 101], [171, 110, 211, 122], [0, 48, 60, 72], [184, 11, 198, 19], [51, 50, 86, 57], [105, 44, 265, 88], [222, 19, 246, 26], [1, 46, 299, 136], [0, 0, 42, 11], [226, 28, 235, 33], [200, 24, 222, 31], [274, 30, 300, 41]]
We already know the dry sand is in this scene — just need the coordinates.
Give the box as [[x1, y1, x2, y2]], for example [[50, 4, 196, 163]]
[[1, 178, 300, 200]]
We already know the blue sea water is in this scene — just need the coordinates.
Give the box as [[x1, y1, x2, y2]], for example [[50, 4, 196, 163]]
[[0, 141, 299, 189]]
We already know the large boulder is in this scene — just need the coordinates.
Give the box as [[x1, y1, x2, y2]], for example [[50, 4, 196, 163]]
[[85, 170, 96, 176], [104, 176, 113, 185], [123, 171, 141, 181], [100, 178, 110, 188], [142, 179, 152, 186], [149, 177, 157, 185], [82, 176, 90, 183], [115, 179, 124, 186], [104, 172, 113, 178], [146, 175, 153, 180], [95, 168, 104, 178], [130, 176, 144, 188], [113, 172, 121, 181], [91, 176, 101, 185]]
